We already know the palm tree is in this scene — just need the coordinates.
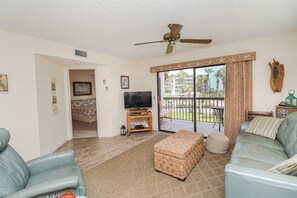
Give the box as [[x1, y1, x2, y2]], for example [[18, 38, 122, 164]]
[[204, 68, 214, 94], [219, 67, 226, 95], [196, 75, 208, 96], [164, 72, 173, 97], [176, 70, 190, 96], [214, 70, 221, 97]]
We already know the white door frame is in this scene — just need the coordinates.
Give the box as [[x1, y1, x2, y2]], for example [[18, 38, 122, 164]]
[[64, 66, 100, 140]]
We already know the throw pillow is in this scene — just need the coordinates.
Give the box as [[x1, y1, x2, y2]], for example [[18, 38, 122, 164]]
[[268, 154, 297, 175], [245, 116, 284, 139]]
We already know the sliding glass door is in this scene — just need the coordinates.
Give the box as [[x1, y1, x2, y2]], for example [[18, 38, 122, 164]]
[[195, 66, 225, 136], [158, 69, 194, 132], [158, 65, 225, 136]]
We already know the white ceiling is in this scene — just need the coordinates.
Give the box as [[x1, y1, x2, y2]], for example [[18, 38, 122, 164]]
[[0, 0, 297, 61]]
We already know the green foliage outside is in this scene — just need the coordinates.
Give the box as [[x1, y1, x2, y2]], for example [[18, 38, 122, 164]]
[[163, 66, 225, 98], [172, 112, 219, 123]]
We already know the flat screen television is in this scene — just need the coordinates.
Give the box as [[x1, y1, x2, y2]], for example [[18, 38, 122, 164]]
[[124, 91, 152, 109]]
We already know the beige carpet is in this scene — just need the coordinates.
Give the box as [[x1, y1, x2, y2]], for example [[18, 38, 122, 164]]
[[84, 134, 231, 198]]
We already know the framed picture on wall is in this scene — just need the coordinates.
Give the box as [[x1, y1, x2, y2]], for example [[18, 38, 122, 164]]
[[51, 77, 59, 115], [73, 82, 92, 96], [51, 80, 56, 91], [121, 75, 129, 89], [0, 74, 8, 92]]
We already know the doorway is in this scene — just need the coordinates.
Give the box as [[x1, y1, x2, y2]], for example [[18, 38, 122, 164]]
[[158, 65, 225, 136], [69, 69, 98, 138]]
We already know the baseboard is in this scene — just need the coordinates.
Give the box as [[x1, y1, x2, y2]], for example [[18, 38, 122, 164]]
[[42, 137, 68, 155]]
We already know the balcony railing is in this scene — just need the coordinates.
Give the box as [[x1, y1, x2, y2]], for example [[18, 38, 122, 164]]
[[162, 97, 225, 123]]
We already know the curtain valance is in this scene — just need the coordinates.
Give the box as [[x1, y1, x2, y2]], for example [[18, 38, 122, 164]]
[[150, 51, 256, 73]]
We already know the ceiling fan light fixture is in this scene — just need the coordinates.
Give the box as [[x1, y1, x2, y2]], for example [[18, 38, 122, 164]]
[[134, 23, 212, 54]]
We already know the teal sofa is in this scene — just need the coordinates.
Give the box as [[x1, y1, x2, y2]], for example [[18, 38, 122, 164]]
[[225, 112, 297, 198], [0, 128, 86, 198]]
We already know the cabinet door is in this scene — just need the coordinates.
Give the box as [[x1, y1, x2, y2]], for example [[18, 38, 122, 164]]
[[276, 107, 288, 118]]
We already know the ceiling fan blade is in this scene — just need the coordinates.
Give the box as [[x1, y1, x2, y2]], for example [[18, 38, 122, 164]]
[[134, 40, 165, 45], [166, 43, 174, 54], [180, 39, 212, 44], [169, 24, 183, 38]]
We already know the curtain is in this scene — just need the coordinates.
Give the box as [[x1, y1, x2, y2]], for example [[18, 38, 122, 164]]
[[225, 61, 253, 144]]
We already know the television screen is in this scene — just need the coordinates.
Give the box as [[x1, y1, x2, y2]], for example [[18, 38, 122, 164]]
[[124, 91, 152, 109]]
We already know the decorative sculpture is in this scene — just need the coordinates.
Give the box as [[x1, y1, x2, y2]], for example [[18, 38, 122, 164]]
[[268, 59, 285, 93]]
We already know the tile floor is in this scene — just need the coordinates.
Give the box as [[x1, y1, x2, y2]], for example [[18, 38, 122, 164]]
[[57, 131, 164, 171], [72, 120, 98, 138], [160, 119, 223, 136]]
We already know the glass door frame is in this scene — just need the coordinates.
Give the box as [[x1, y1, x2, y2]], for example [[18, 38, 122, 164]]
[[157, 69, 197, 133], [157, 64, 224, 133]]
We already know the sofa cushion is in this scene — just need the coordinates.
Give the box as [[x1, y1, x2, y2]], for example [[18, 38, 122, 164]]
[[0, 145, 30, 197], [238, 132, 284, 151], [245, 116, 284, 139], [268, 154, 297, 175], [229, 156, 275, 170], [230, 132, 288, 171], [277, 112, 297, 158], [26, 163, 85, 195], [232, 141, 288, 166]]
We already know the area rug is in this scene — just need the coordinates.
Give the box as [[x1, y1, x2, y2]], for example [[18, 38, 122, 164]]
[[84, 134, 231, 198]]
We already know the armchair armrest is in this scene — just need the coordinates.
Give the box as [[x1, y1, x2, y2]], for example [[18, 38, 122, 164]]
[[6, 176, 79, 198], [240, 121, 250, 133], [26, 150, 75, 175], [225, 164, 297, 198]]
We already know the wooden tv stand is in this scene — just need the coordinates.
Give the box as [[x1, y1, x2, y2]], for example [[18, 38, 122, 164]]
[[127, 109, 153, 135]]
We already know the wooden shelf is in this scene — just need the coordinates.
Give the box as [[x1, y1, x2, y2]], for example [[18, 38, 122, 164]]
[[129, 127, 152, 133], [127, 109, 152, 135], [129, 115, 151, 118], [276, 106, 297, 118]]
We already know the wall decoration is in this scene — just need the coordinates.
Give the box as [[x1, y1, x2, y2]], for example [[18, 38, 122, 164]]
[[102, 79, 108, 91], [52, 95, 57, 104], [51, 77, 58, 115], [0, 74, 8, 92], [73, 82, 92, 96], [51, 79, 56, 91], [268, 58, 285, 93], [121, 76, 129, 89], [150, 51, 256, 73]]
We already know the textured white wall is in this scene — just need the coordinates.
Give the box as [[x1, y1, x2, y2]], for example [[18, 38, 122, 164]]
[[0, 30, 135, 160], [0, 31, 41, 160], [35, 55, 68, 155], [136, 31, 297, 129]]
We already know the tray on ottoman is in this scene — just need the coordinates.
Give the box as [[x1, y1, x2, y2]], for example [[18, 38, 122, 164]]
[[154, 130, 205, 180]]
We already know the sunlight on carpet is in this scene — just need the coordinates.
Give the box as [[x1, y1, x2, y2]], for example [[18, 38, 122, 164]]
[[84, 134, 231, 197]]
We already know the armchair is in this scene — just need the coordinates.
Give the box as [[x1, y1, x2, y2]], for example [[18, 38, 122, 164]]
[[0, 128, 86, 198]]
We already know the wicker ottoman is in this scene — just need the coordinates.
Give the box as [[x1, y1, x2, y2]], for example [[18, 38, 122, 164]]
[[154, 130, 205, 180], [206, 133, 230, 154]]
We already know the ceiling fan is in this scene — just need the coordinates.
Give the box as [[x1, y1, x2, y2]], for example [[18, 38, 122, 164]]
[[134, 23, 212, 54]]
